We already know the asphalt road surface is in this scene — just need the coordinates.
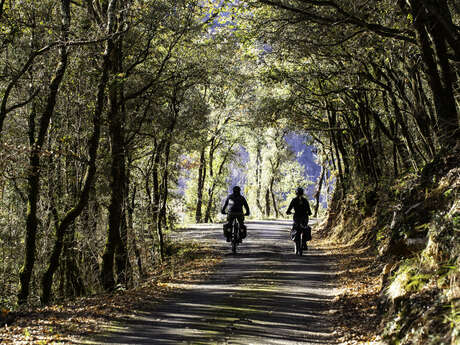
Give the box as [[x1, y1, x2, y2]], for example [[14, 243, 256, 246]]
[[87, 220, 339, 345]]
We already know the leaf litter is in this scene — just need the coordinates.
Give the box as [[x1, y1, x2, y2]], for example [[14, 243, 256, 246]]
[[0, 241, 221, 344]]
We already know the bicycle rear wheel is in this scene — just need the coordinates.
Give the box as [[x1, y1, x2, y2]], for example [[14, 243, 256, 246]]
[[295, 234, 302, 256], [231, 221, 238, 254]]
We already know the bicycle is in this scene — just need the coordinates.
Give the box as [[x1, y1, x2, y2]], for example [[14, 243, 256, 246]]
[[224, 211, 245, 254], [289, 216, 310, 256], [290, 222, 304, 255]]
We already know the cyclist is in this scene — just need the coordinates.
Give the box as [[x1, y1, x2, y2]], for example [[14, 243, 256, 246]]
[[221, 186, 250, 242], [286, 187, 312, 249]]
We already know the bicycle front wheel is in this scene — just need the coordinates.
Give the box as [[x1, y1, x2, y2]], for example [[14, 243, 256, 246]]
[[231, 222, 238, 254], [232, 239, 237, 254]]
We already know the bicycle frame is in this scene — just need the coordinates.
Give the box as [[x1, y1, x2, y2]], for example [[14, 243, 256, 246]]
[[228, 212, 244, 254], [290, 214, 308, 256], [231, 217, 239, 254], [292, 222, 304, 256]]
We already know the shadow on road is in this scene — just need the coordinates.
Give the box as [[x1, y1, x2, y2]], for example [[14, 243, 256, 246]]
[[88, 220, 338, 345]]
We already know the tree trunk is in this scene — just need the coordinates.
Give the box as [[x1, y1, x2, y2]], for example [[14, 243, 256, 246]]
[[358, 103, 380, 183], [327, 109, 345, 191], [203, 140, 216, 223], [255, 145, 264, 215], [390, 93, 418, 170], [204, 148, 231, 222], [127, 184, 144, 279], [18, 0, 70, 304], [62, 226, 85, 298], [409, 69, 436, 158], [270, 178, 278, 218], [195, 146, 206, 223], [151, 139, 164, 238], [41, 65, 104, 303], [314, 162, 326, 217], [18, 107, 40, 304], [420, 0, 460, 60], [265, 189, 271, 218], [156, 114, 176, 261], [157, 139, 172, 262], [40, 0, 109, 301], [409, 0, 459, 149], [116, 204, 131, 286], [101, 29, 128, 291]]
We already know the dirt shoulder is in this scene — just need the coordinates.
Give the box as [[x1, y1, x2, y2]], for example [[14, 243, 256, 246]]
[[85, 220, 340, 344], [1, 220, 356, 345], [0, 242, 221, 344], [316, 239, 384, 345]]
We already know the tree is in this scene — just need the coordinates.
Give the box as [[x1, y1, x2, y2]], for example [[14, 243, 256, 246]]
[[18, 0, 71, 305]]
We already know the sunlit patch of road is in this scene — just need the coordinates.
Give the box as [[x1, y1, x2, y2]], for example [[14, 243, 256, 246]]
[[88, 220, 339, 345]]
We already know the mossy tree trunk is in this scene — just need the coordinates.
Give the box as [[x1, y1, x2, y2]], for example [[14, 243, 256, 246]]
[[62, 227, 86, 298], [99, 0, 132, 291], [408, 0, 459, 149], [101, 36, 130, 290], [18, 0, 70, 305], [41, 0, 105, 301], [127, 182, 144, 279]]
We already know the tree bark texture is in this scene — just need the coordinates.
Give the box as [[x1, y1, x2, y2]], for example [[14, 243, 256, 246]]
[[409, 0, 459, 148], [314, 162, 326, 217], [101, 2, 129, 290], [18, 0, 71, 304], [270, 177, 278, 218], [255, 145, 264, 215], [265, 189, 271, 218], [157, 139, 172, 262], [195, 146, 206, 223], [40, 0, 108, 302]]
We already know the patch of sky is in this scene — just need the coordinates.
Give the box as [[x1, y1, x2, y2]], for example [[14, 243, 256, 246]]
[[202, 0, 242, 33], [285, 132, 320, 180], [285, 132, 333, 207], [226, 144, 249, 193], [225, 133, 321, 201], [177, 154, 194, 196]]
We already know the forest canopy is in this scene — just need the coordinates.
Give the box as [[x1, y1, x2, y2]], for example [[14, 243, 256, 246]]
[[0, 0, 458, 317]]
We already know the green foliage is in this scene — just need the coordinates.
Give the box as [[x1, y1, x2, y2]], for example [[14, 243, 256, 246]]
[[444, 302, 460, 331]]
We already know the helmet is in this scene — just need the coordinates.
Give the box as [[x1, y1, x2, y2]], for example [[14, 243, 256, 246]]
[[295, 187, 304, 196], [232, 186, 241, 194]]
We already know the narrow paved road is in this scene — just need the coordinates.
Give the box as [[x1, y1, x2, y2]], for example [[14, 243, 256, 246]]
[[88, 220, 338, 344]]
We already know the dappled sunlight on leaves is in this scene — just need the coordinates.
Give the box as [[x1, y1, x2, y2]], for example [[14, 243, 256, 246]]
[[315, 240, 384, 345]]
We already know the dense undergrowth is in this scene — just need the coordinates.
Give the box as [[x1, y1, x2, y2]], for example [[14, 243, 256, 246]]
[[322, 151, 459, 345]]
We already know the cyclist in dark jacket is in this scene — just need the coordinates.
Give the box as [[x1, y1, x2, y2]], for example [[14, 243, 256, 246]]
[[221, 186, 250, 242], [286, 187, 312, 248]]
